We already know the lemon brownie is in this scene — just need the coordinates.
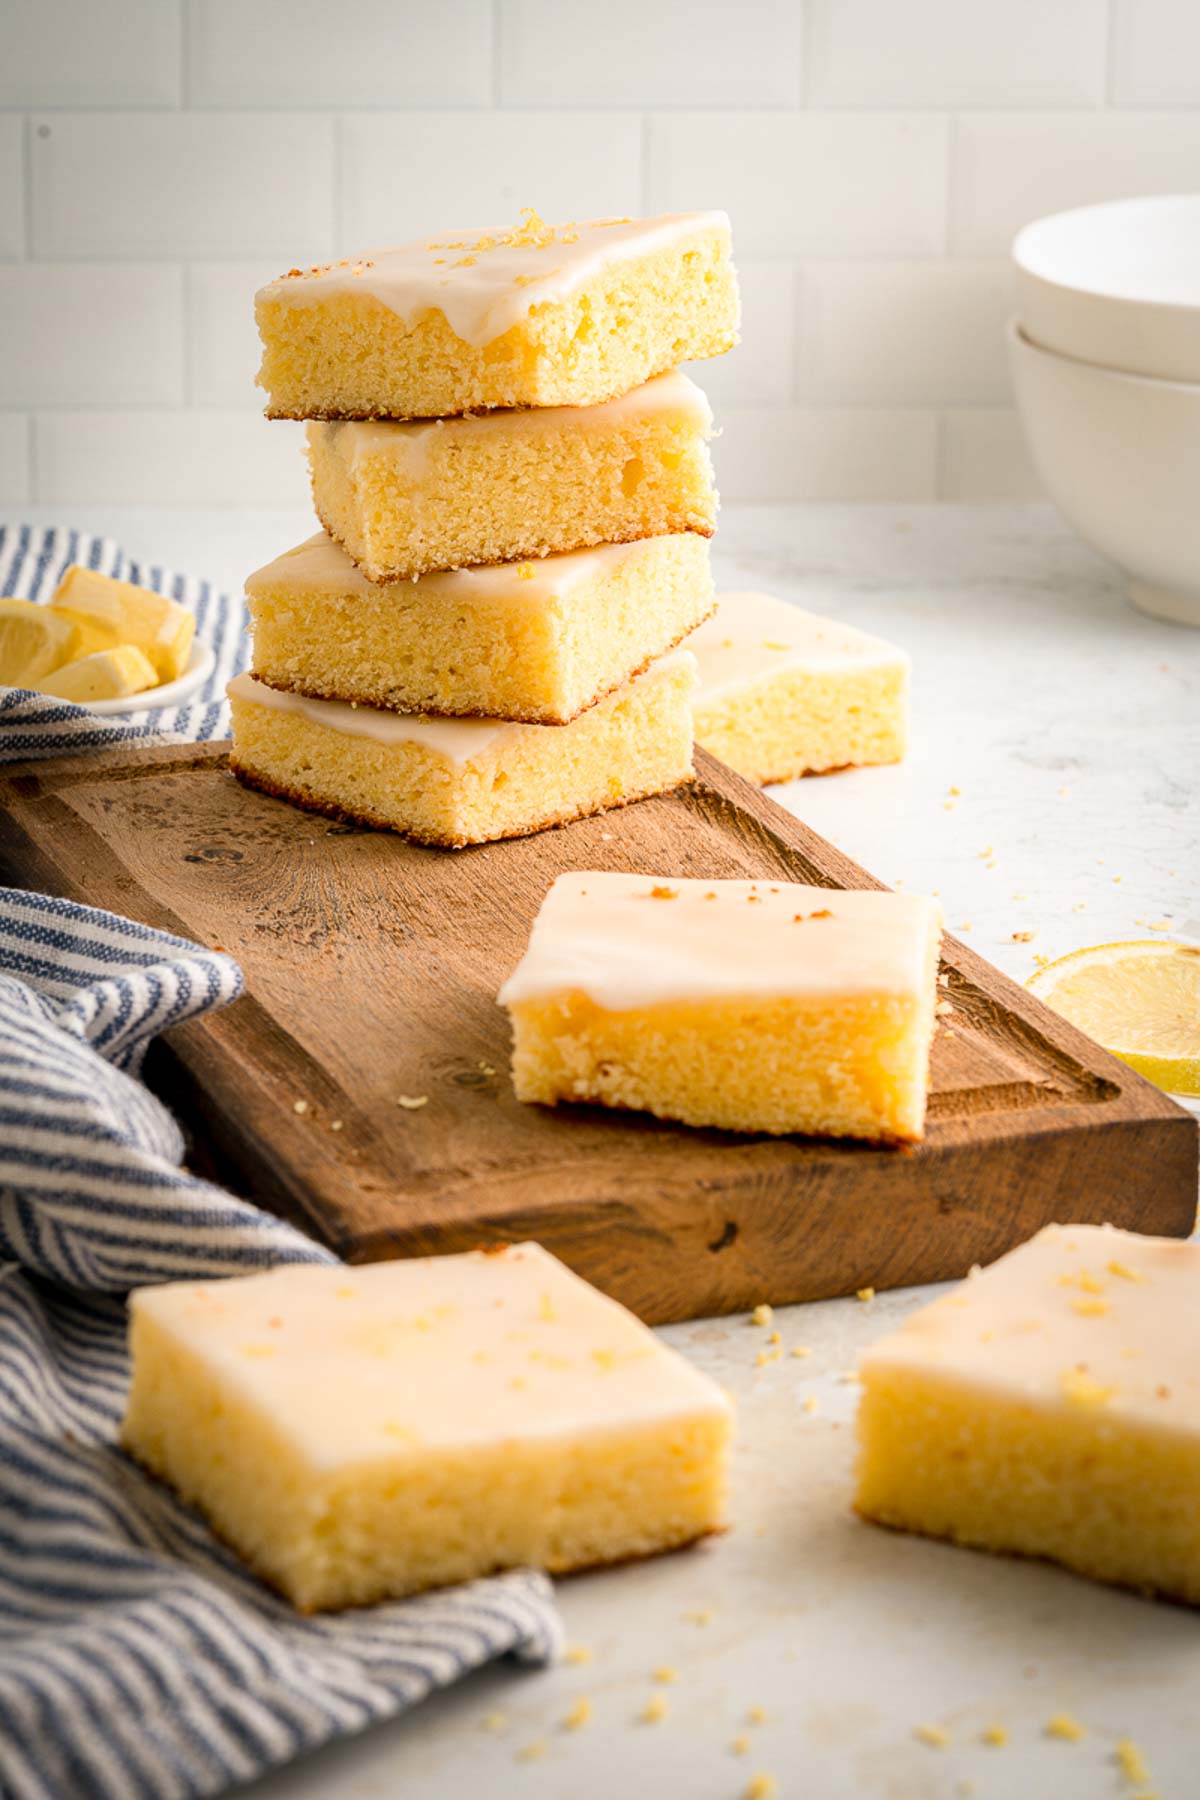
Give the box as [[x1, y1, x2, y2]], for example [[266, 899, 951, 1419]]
[[48, 566, 195, 683], [500, 875, 942, 1141], [228, 652, 695, 848], [691, 592, 909, 785], [246, 529, 712, 725], [122, 1242, 734, 1612], [307, 371, 716, 583], [856, 1224, 1200, 1605], [256, 209, 738, 420]]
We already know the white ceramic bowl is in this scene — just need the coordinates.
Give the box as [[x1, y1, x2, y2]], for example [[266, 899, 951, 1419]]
[[1008, 318, 1200, 627], [84, 638, 216, 715], [1014, 195, 1200, 384]]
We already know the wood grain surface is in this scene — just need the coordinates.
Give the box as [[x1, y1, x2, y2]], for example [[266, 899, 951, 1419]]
[[0, 741, 1194, 1324]]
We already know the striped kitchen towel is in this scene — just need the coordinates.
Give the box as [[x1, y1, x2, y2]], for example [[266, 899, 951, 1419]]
[[0, 522, 248, 758], [0, 530, 562, 1800]]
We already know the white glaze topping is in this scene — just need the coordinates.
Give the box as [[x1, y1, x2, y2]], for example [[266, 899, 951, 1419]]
[[691, 592, 909, 707], [258, 210, 731, 348], [246, 529, 682, 604], [312, 369, 713, 477], [228, 652, 696, 768], [861, 1224, 1200, 1434], [498, 873, 941, 1012], [128, 1243, 731, 1470]]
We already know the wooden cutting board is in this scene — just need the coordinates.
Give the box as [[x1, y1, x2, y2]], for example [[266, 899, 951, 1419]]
[[0, 741, 1193, 1324]]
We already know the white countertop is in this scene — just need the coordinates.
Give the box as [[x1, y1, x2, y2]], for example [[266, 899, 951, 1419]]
[[8, 503, 1199, 1800]]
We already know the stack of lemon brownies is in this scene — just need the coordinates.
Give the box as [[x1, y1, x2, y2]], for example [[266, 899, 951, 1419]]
[[232, 211, 740, 847]]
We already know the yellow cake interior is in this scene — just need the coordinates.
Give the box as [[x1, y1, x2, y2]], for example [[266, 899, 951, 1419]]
[[257, 218, 737, 420], [307, 372, 716, 583], [696, 660, 907, 785], [121, 1245, 733, 1612], [228, 652, 695, 848], [855, 1224, 1200, 1604], [510, 989, 934, 1142], [247, 530, 712, 725]]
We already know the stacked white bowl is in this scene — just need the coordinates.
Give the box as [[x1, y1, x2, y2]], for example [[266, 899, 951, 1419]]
[[1009, 195, 1200, 627]]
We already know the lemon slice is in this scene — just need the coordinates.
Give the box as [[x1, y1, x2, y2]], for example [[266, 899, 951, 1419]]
[[35, 645, 158, 704], [0, 597, 78, 686], [48, 566, 195, 682], [1028, 940, 1200, 1096]]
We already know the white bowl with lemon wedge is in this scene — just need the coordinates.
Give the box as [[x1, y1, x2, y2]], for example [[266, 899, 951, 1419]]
[[0, 566, 212, 714]]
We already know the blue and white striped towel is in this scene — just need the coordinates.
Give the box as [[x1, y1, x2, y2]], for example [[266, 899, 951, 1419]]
[[0, 529, 562, 1800]]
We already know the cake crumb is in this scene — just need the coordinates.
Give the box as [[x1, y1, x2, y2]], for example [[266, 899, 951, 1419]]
[[481, 1710, 508, 1733], [478, 1060, 497, 1076], [802, 1395, 820, 1415], [936, 999, 954, 1017], [639, 1693, 669, 1724], [1108, 1260, 1145, 1282], [768, 1330, 781, 1346], [329, 1119, 344, 1131], [1071, 1297, 1110, 1317], [292, 1099, 309, 1115], [1060, 1369, 1115, 1408], [1012, 930, 1037, 943], [856, 1287, 875, 1302], [914, 1722, 950, 1749], [1045, 1712, 1086, 1742], [515, 1739, 547, 1762], [1147, 919, 1172, 931], [751, 1304, 774, 1328], [683, 1608, 713, 1626], [563, 1697, 592, 1731], [649, 885, 678, 900], [563, 1643, 592, 1666], [746, 1705, 768, 1725], [1115, 1738, 1151, 1786], [744, 1776, 777, 1800], [755, 1348, 781, 1368], [790, 1345, 812, 1359], [981, 1723, 1008, 1747], [396, 1094, 428, 1110], [653, 1665, 677, 1685], [730, 1734, 751, 1756]]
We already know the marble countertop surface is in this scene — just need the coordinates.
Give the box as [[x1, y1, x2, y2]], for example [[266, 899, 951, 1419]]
[[7, 502, 1198, 1800]]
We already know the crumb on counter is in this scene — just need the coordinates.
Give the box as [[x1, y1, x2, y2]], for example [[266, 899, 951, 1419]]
[[914, 1723, 951, 1749], [751, 1304, 774, 1329], [639, 1693, 669, 1724], [1045, 1712, 1086, 1743]]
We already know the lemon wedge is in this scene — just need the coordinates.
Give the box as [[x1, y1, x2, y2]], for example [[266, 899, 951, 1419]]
[[35, 645, 159, 704], [1028, 940, 1200, 1096], [0, 597, 79, 686], [48, 566, 195, 682]]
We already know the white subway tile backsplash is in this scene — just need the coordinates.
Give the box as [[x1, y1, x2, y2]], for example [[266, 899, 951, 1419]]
[[0, 416, 30, 504], [806, 0, 1108, 109], [31, 114, 335, 259], [799, 260, 1013, 406], [1, 0, 180, 108], [685, 261, 795, 408], [33, 412, 306, 506], [649, 113, 949, 256], [187, 263, 283, 407], [0, 265, 182, 406], [0, 118, 23, 259], [187, 0, 491, 109], [499, 0, 802, 107], [953, 112, 1200, 256], [715, 408, 939, 501], [1113, 0, 1200, 106], [5, 0, 1200, 505], [940, 410, 1042, 500], [339, 113, 642, 250]]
